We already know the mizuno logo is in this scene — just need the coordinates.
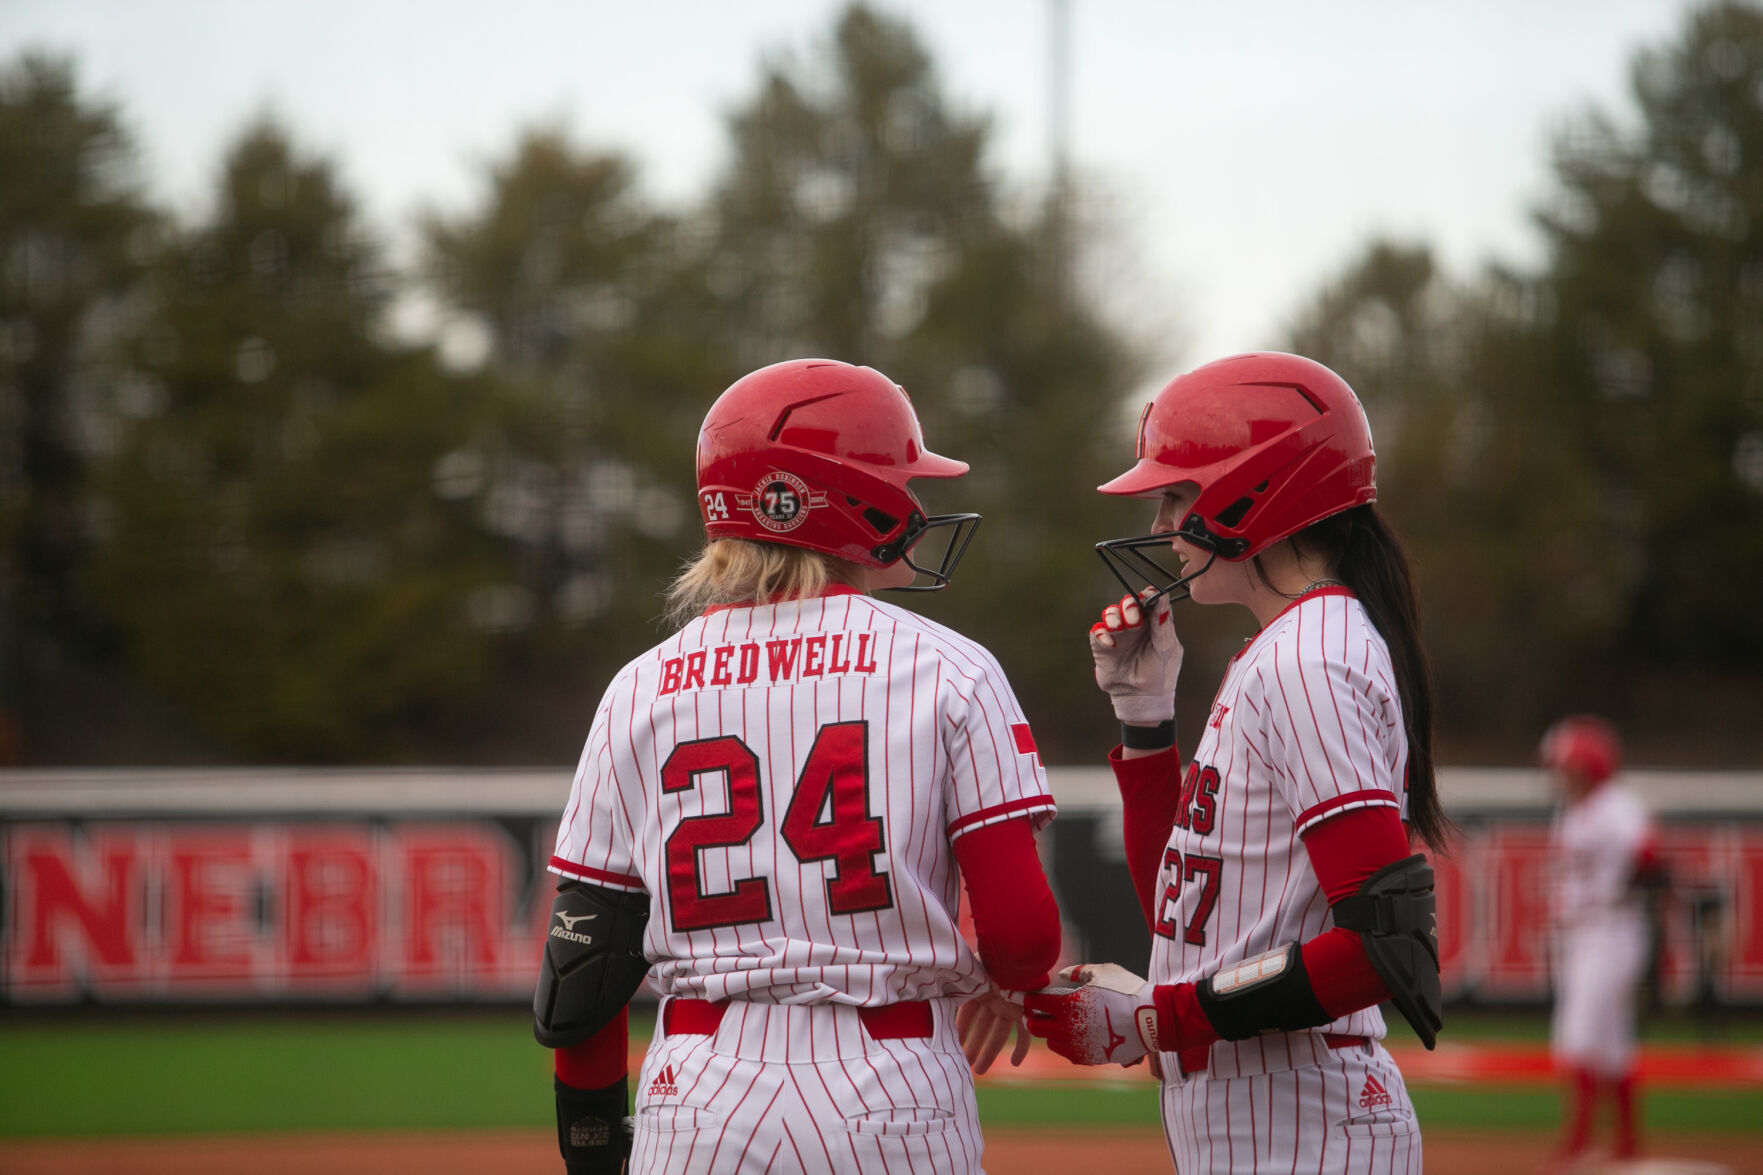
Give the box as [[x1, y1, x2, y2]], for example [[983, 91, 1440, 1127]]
[[549, 926, 594, 945], [1103, 1008, 1127, 1060], [551, 910, 597, 944], [648, 1064, 679, 1097]]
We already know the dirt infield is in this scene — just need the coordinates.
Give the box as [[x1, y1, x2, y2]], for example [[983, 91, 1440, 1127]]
[[983, 1040, 1763, 1089], [0, 1127, 1746, 1174]]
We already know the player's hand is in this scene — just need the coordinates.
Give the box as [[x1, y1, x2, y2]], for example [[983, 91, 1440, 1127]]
[[956, 986, 1031, 1074], [1023, 963, 1159, 1067], [1089, 589, 1183, 724]]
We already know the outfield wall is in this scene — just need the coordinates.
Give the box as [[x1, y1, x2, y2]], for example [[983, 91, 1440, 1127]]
[[1, 767, 1759, 1008]]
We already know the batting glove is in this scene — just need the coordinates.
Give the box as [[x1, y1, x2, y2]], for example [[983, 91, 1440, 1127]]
[[1023, 963, 1160, 1067], [1089, 589, 1183, 724]]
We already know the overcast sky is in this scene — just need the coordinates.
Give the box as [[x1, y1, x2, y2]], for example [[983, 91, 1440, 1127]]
[[1, 0, 1704, 373]]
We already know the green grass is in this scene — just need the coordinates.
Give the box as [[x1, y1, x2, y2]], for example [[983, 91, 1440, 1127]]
[[0, 1012, 555, 1137], [1, 1010, 1758, 1139], [1384, 1007, 1763, 1046]]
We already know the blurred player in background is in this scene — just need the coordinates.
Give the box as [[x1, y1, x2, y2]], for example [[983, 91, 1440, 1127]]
[[967, 352, 1450, 1173], [1540, 715, 1665, 1169], [533, 358, 1061, 1174]]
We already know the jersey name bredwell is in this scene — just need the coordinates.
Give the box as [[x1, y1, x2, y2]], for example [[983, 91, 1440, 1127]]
[[657, 631, 883, 696]]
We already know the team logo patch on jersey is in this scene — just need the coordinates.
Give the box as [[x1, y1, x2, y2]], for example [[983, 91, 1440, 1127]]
[[1358, 1074, 1393, 1110], [1208, 702, 1231, 729], [1011, 722, 1040, 763], [647, 1064, 680, 1098], [736, 472, 826, 534]]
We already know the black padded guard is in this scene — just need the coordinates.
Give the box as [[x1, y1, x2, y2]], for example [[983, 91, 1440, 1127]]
[[555, 1075, 631, 1175], [1331, 853, 1443, 1050], [534, 880, 652, 1048], [1194, 942, 1332, 1042]]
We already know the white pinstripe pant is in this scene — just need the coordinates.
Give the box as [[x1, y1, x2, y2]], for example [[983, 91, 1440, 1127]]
[[1160, 1036, 1422, 1174], [630, 998, 986, 1174]]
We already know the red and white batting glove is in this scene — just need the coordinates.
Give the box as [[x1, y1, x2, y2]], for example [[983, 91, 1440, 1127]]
[[1023, 963, 1159, 1067], [1089, 589, 1183, 724]]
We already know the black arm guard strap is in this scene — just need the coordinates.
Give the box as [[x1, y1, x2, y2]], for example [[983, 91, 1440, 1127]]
[[534, 879, 651, 1048], [556, 1074, 631, 1175], [1193, 942, 1332, 1041], [1330, 853, 1443, 1050]]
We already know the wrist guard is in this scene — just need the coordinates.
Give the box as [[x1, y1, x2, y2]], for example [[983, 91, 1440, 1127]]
[[556, 1075, 631, 1175], [1193, 943, 1331, 1041], [1120, 719, 1177, 750]]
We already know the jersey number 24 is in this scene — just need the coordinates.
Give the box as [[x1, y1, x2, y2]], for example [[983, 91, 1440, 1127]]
[[661, 720, 893, 932]]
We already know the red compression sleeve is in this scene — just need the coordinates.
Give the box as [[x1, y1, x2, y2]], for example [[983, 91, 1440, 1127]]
[[1297, 804, 1412, 1018], [554, 1006, 629, 1090], [1108, 744, 1184, 928], [954, 817, 1062, 990]]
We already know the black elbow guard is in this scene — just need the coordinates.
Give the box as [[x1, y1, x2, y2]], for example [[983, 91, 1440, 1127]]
[[1194, 942, 1332, 1041], [1331, 852, 1443, 1049], [534, 879, 652, 1048]]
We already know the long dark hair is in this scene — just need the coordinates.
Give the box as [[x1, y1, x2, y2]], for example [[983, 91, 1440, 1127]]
[[1279, 504, 1453, 853]]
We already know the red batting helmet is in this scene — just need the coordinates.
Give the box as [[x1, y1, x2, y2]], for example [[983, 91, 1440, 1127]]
[[1096, 352, 1378, 598], [1539, 715, 1622, 785], [694, 359, 979, 590]]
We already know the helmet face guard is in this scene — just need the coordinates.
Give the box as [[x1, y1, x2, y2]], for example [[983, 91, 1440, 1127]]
[[885, 511, 982, 592], [1095, 525, 1219, 604]]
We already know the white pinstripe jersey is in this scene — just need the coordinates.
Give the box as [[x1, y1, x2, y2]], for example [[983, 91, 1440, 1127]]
[[550, 585, 1054, 1006], [1149, 587, 1409, 1045], [1550, 782, 1651, 930]]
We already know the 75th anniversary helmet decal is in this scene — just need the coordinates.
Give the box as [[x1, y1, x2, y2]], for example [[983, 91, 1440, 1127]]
[[738, 472, 827, 533]]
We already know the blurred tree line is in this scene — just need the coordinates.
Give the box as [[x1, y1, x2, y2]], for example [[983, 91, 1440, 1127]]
[[1, 1, 1759, 767], [1288, 0, 1763, 761]]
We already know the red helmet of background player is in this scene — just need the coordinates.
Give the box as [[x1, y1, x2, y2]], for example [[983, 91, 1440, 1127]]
[[694, 359, 979, 590], [1539, 715, 1622, 785], [1095, 352, 1378, 597]]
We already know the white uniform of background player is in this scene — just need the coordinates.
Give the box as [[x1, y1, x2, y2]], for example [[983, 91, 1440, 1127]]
[[545, 359, 1061, 1175], [989, 354, 1453, 1175], [1541, 715, 1659, 1165]]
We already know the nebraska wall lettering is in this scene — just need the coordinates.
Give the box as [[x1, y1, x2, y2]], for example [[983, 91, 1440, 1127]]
[[3, 770, 1761, 1007], [5, 818, 554, 1004]]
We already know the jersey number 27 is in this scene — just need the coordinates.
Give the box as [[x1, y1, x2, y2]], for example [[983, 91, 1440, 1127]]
[[661, 720, 894, 932]]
